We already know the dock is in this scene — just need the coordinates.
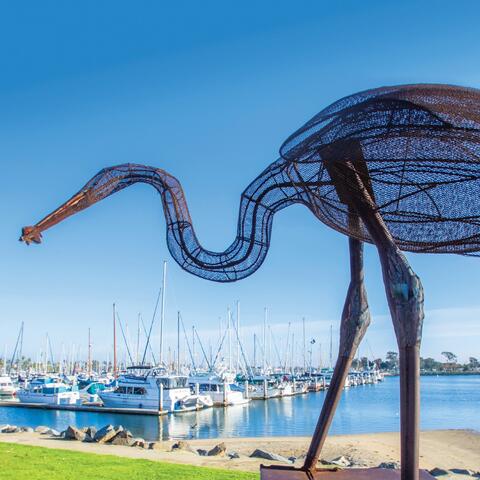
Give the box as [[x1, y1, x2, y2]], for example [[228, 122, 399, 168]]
[[0, 401, 168, 416]]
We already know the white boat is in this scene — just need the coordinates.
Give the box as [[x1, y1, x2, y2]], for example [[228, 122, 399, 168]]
[[246, 376, 281, 399], [0, 375, 16, 398], [189, 372, 249, 406], [99, 367, 212, 412], [17, 376, 80, 405]]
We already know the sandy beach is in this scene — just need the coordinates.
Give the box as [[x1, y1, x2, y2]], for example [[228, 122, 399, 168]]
[[1, 429, 478, 473]]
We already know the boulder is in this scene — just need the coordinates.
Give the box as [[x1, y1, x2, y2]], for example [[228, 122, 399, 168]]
[[378, 461, 400, 470], [429, 468, 449, 477], [207, 442, 227, 457], [109, 430, 134, 446], [64, 425, 86, 441], [85, 426, 97, 439], [83, 434, 95, 443], [171, 440, 196, 454], [132, 438, 146, 448], [329, 456, 352, 468], [34, 426, 50, 434], [249, 449, 291, 464], [197, 449, 208, 456], [3, 426, 20, 433], [41, 428, 60, 436], [228, 451, 240, 459], [21, 427, 34, 433], [94, 425, 116, 444], [0, 424, 10, 432], [450, 469, 475, 476]]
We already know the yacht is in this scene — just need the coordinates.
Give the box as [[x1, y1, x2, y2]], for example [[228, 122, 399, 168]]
[[17, 376, 80, 405], [245, 376, 282, 399], [0, 375, 16, 398], [189, 372, 249, 406], [99, 366, 212, 412]]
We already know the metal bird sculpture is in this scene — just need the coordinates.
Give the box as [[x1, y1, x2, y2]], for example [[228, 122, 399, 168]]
[[21, 84, 480, 480]]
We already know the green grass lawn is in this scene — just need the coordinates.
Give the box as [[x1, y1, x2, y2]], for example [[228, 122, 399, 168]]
[[0, 442, 259, 480]]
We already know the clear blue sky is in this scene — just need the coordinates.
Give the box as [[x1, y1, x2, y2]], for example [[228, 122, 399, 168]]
[[1, 0, 479, 364]]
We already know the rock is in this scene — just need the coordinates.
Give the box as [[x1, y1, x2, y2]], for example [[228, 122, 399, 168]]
[[171, 440, 189, 450], [207, 442, 227, 457], [85, 427, 97, 439], [429, 468, 449, 477], [94, 425, 116, 444], [132, 438, 145, 448], [171, 440, 196, 454], [3, 426, 20, 433], [21, 427, 34, 433], [64, 425, 86, 441], [450, 469, 475, 476], [228, 451, 240, 459], [329, 456, 352, 468], [378, 461, 400, 470], [109, 429, 134, 446], [197, 449, 208, 456], [34, 426, 50, 434], [41, 428, 60, 436], [249, 449, 291, 464], [0, 424, 10, 432]]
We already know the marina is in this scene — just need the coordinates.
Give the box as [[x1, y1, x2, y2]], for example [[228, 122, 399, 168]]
[[1, 375, 479, 441]]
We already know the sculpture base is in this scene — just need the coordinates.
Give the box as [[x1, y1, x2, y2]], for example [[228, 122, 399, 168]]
[[260, 465, 435, 479]]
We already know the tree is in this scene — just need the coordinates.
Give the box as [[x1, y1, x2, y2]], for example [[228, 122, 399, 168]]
[[420, 357, 440, 371], [441, 351, 457, 363], [469, 357, 479, 369], [385, 351, 399, 371]]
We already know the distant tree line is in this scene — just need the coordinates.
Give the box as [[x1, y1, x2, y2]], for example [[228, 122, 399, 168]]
[[372, 351, 480, 374]]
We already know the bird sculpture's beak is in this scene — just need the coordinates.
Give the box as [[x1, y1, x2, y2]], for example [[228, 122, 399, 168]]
[[19, 226, 43, 245], [19, 189, 90, 245]]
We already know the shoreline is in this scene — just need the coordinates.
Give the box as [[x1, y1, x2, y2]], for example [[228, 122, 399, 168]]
[[1, 429, 478, 473]]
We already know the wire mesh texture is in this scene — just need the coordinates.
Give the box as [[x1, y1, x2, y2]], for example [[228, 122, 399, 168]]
[[21, 84, 480, 282]]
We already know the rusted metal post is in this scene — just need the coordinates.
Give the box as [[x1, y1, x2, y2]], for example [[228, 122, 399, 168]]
[[344, 157, 424, 480], [303, 234, 371, 471]]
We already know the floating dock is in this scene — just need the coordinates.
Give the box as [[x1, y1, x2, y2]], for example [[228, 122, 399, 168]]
[[0, 401, 169, 416]]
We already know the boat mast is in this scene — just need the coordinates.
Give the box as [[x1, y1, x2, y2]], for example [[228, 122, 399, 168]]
[[113, 303, 117, 378], [177, 311, 181, 374], [87, 328, 92, 378], [136, 313, 141, 365], [236, 301, 240, 372], [303, 317, 306, 374], [159, 261, 167, 366], [262, 308, 267, 374], [329, 324, 333, 369], [227, 307, 232, 372], [2, 345, 6, 375]]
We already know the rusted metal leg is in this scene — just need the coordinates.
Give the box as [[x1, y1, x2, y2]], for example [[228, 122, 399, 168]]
[[357, 203, 423, 480], [378, 247, 423, 480], [303, 236, 371, 472]]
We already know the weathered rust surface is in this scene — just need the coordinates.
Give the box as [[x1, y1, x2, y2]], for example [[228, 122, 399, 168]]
[[260, 466, 434, 480]]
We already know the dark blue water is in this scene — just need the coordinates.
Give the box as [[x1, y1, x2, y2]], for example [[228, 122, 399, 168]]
[[1, 376, 478, 441]]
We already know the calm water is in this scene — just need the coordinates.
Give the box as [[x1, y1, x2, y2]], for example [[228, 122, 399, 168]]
[[1, 375, 478, 441]]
